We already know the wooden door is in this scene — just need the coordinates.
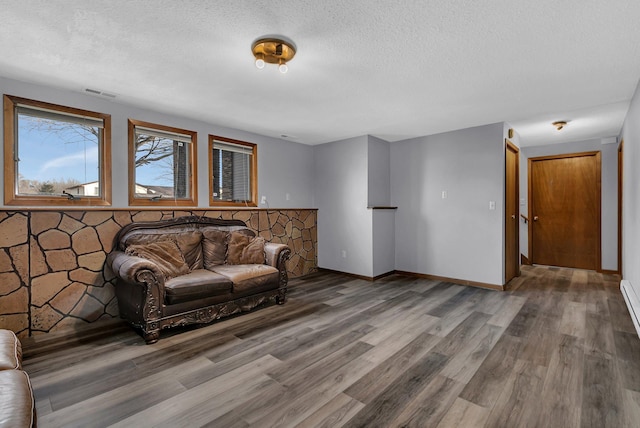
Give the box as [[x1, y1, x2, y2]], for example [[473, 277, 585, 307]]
[[529, 151, 601, 270], [505, 140, 520, 283]]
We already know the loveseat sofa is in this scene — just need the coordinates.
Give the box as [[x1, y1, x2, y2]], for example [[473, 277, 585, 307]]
[[107, 216, 291, 343]]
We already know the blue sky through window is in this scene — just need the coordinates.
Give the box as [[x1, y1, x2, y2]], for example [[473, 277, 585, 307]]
[[17, 116, 100, 186], [17, 116, 172, 192]]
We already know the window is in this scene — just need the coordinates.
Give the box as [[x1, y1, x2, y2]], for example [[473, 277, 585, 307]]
[[209, 135, 257, 206], [128, 119, 197, 206], [3, 95, 112, 206]]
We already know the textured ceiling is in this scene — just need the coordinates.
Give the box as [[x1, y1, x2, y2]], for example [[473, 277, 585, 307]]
[[1, 1, 640, 146]]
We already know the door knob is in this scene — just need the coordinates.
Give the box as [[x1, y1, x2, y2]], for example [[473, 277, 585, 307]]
[[533, 216, 539, 221], [511, 215, 516, 219]]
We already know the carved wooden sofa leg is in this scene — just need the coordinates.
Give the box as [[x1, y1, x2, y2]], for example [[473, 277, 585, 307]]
[[276, 287, 287, 305], [143, 330, 160, 344], [143, 322, 160, 344]]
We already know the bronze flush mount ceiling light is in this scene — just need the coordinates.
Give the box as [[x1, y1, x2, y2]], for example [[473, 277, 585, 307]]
[[252, 36, 296, 74], [552, 120, 568, 131]]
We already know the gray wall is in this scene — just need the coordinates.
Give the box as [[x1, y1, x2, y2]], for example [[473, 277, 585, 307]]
[[313, 134, 396, 278], [367, 135, 391, 206], [367, 135, 395, 277], [372, 209, 396, 277], [519, 138, 619, 271], [390, 123, 506, 286], [621, 80, 640, 284], [313, 136, 373, 277], [0, 76, 314, 209]]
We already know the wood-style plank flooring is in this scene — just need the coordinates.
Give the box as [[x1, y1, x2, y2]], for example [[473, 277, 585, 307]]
[[22, 265, 640, 427]]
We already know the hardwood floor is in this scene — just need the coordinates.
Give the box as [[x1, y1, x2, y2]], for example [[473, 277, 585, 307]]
[[22, 265, 640, 427]]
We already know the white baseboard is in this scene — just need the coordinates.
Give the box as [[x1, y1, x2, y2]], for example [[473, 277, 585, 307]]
[[620, 279, 640, 339]]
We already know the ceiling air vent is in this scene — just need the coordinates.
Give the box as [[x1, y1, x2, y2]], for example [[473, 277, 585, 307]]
[[83, 88, 117, 99]]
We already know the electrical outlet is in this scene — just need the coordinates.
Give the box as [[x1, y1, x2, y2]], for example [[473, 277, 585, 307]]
[[341, 250, 347, 258], [286, 193, 291, 201], [489, 200, 496, 210], [260, 196, 267, 204], [442, 190, 447, 199]]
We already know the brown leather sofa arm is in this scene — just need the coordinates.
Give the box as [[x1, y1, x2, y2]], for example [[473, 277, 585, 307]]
[[107, 251, 165, 285], [106, 250, 167, 309], [106, 251, 166, 343], [0, 329, 35, 428], [264, 243, 291, 269], [0, 370, 35, 428], [0, 330, 22, 370]]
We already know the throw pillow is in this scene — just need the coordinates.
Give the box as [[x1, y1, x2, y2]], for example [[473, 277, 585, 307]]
[[126, 231, 203, 270], [125, 240, 189, 279], [202, 229, 229, 269], [227, 231, 266, 265], [173, 231, 203, 270]]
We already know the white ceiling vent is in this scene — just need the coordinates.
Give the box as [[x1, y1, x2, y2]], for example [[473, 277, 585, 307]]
[[83, 88, 117, 100]]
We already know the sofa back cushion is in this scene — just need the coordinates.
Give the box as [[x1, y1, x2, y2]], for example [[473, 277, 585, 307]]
[[126, 231, 203, 270], [202, 229, 228, 269], [125, 240, 189, 279], [227, 231, 266, 265], [173, 231, 203, 270]]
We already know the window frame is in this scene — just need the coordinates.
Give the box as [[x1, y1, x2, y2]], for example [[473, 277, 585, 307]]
[[3, 94, 112, 206], [208, 135, 258, 207], [128, 119, 198, 207]]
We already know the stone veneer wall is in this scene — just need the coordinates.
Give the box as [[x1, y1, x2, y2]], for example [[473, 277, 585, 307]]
[[0, 209, 317, 338]]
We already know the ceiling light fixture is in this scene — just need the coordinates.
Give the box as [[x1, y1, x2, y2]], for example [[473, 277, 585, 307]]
[[252, 37, 296, 74], [552, 121, 568, 131]]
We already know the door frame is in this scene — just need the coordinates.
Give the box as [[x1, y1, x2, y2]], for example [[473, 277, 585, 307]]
[[505, 139, 520, 283], [618, 139, 624, 275], [528, 151, 602, 271]]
